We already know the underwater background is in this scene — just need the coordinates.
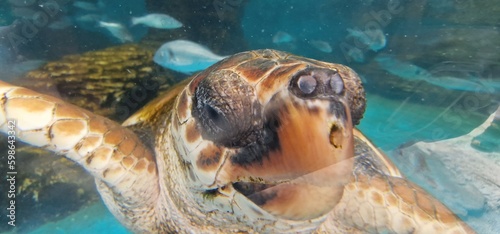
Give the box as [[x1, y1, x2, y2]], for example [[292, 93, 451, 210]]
[[0, 0, 499, 233]]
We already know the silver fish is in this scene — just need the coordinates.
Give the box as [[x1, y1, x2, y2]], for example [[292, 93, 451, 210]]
[[347, 28, 387, 52], [375, 54, 494, 92], [73, 1, 100, 11], [98, 21, 133, 43], [153, 40, 227, 74], [272, 31, 294, 44], [76, 14, 101, 23], [131, 13, 182, 29], [309, 40, 332, 53]]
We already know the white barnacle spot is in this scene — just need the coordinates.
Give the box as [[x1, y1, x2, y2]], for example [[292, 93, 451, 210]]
[[50, 119, 88, 150], [132, 158, 148, 173], [6, 98, 55, 131]]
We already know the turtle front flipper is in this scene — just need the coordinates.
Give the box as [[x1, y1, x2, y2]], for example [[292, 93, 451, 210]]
[[317, 129, 475, 233], [0, 81, 159, 232], [320, 173, 475, 233]]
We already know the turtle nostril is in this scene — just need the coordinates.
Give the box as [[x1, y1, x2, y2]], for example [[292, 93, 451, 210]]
[[329, 73, 344, 94], [297, 75, 317, 94], [291, 68, 345, 99]]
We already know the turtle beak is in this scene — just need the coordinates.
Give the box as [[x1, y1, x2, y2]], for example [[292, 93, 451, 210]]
[[218, 96, 355, 220]]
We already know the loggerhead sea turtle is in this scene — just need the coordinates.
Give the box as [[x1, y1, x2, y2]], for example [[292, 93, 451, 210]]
[[0, 49, 474, 233]]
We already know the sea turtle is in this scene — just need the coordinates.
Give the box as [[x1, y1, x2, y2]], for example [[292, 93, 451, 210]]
[[0, 49, 474, 233]]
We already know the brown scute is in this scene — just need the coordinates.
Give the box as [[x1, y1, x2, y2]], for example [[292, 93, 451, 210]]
[[216, 52, 254, 70], [54, 103, 88, 119], [118, 137, 137, 155], [51, 119, 86, 137], [266, 63, 303, 81], [111, 149, 125, 161], [392, 181, 417, 206], [236, 58, 278, 83], [385, 193, 398, 207], [176, 91, 189, 122], [196, 144, 222, 171], [276, 58, 302, 65], [9, 86, 61, 103], [255, 49, 287, 59], [77, 136, 102, 152], [366, 176, 391, 192], [122, 156, 136, 169], [256, 64, 305, 102], [295, 56, 329, 68], [131, 144, 145, 159], [9, 98, 54, 114], [133, 159, 147, 172], [370, 190, 384, 206], [414, 189, 437, 218], [103, 128, 125, 145], [147, 163, 156, 174], [92, 147, 113, 161], [435, 199, 461, 224], [88, 117, 111, 134], [185, 121, 201, 143]]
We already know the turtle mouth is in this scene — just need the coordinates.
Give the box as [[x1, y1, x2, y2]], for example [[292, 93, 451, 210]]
[[232, 181, 279, 206], [222, 110, 354, 220]]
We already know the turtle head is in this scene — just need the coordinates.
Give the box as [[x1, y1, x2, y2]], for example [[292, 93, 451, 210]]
[[170, 50, 365, 228]]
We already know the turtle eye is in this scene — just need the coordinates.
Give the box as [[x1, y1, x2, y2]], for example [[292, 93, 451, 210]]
[[329, 73, 344, 94], [297, 75, 317, 94], [191, 70, 262, 147], [197, 101, 230, 136]]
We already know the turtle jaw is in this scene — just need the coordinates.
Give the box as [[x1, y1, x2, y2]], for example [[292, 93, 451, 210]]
[[216, 97, 355, 221]]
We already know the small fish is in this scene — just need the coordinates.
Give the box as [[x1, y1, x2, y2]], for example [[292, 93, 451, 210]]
[[153, 40, 227, 74], [73, 1, 100, 11], [76, 14, 101, 23], [347, 28, 386, 52], [375, 54, 432, 80], [131, 13, 182, 29], [375, 54, 493, 92], [98, 21, 133, 43], [346, 47, 365, 63], [309, 40, 332, 53], [272, 31, 294, 44]]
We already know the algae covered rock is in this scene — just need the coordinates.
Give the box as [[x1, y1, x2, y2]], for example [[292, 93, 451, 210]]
[[0, 141, 98, 233], [21, 44, 171, 121]]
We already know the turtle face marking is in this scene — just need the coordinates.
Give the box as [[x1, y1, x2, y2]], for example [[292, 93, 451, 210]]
[[173, 49, 364, 224]]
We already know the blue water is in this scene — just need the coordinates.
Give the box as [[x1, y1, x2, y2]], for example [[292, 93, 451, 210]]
[[1, 0, 499, 233]]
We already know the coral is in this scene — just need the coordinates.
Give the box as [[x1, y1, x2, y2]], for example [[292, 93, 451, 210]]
[[21, 44, 171, 121]]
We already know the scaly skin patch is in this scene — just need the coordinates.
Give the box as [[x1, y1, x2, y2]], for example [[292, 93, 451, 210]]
[[0, 80, 160, 233]]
